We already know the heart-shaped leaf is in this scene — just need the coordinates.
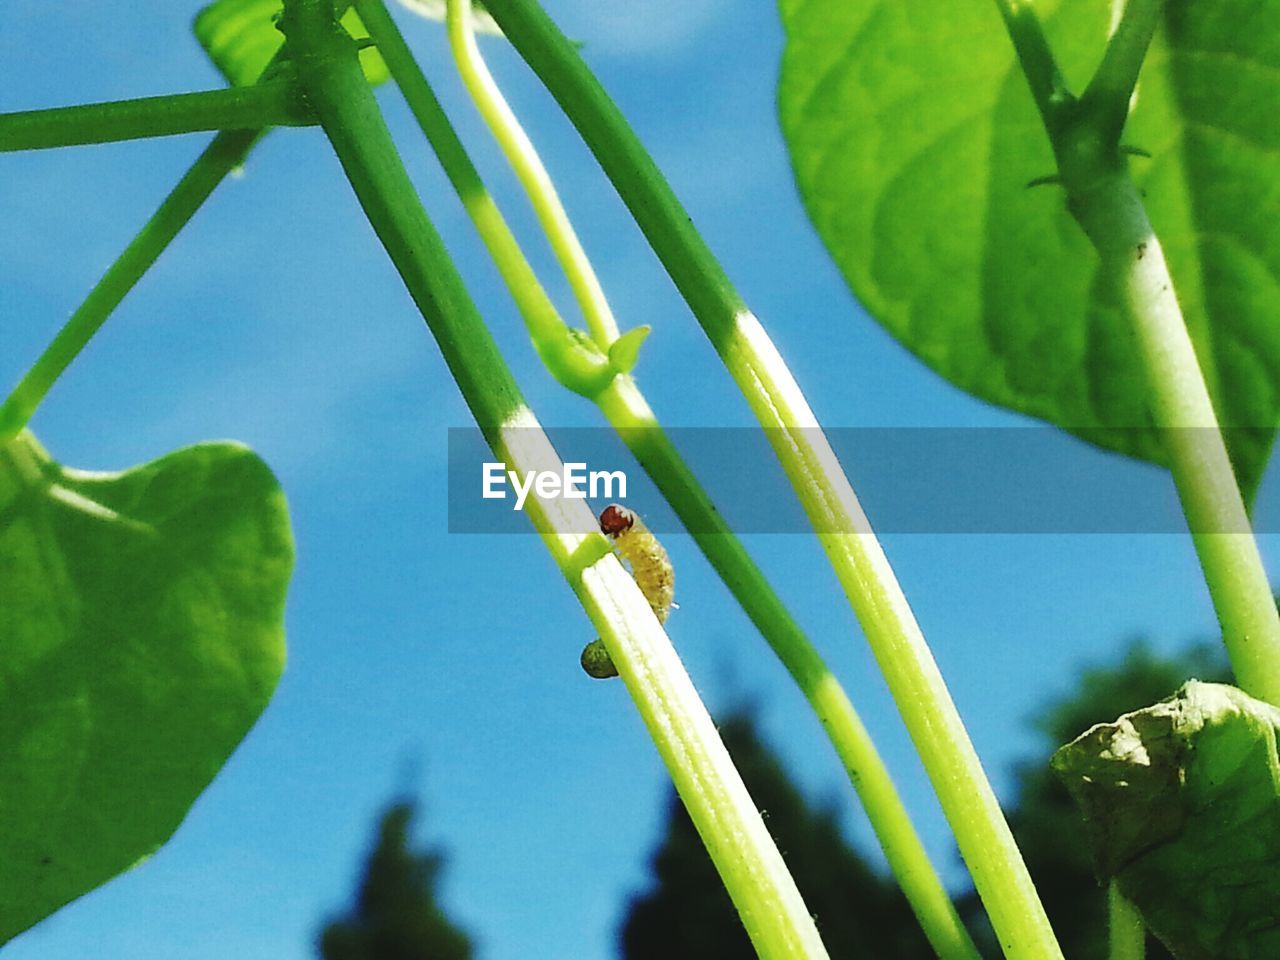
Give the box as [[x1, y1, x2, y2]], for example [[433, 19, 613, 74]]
[[778, 1, 1280, 498], [195, 0, 390, 87], [0, 432, 292, 944], [1053, 681, 1280, 959]]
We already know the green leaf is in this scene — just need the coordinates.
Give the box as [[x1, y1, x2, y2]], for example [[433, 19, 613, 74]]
[[778, 1, 1280, 498], [0, 432, 292, 944], [608, 325, 651, 375], [1052, 681, 1280, 959], [195, 0, 390, 87]]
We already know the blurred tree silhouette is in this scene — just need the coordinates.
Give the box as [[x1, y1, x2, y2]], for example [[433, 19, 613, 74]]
[[620, 712, 932, 959], [624, 640, 1233, 959], [318, 800, 472, 960], [319, 629, 1249, 959]]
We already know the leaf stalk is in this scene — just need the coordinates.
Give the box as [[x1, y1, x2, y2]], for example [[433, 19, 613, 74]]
[[1080, 0, 1165, 145], [0, 129, 261, 442], [996, 0, 1280, 703], [445, 0, 620, 348], [1108, 882, 1145, 960], [279, 3, 830, 955], [991, 0, 1075, 132], [1063, 169, 1280, 703], [477, 1, 1064, 955], [358, 2, 979, 949], [0, 82, 310, 153]]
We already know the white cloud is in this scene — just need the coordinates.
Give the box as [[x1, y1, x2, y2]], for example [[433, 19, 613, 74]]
[[541, 0, 731, 59], [397, 0, 504, 35]]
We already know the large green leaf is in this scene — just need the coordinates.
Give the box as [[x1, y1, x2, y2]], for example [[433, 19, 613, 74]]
[[0, 433, 292, 944], [778, 1, 1280, 497], [195, 0, 390, 87], [1053, 681, 1280, 959]]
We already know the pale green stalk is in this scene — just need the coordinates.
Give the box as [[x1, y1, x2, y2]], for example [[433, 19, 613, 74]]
[[1072, 174, 1280, 703], [359, 2, 979, 950], [281, 2, 829, 955], [471, 1, 1066, 955], [1108, 883, 1145, 960], [444, 0, 619, 348], [995, 0, 1280, 704]]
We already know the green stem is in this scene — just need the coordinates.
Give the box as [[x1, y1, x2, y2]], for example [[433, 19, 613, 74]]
[[357, 0, 548, 326], [0, 129, 261, 442], [997, 0, 1280, 704], [0, 83, 310, 153], [990, 0, 1074, 131], [596, 379, 982, 960], [358, 8, 977, 950], [479, 1, 1063, 956], [351, 0, 612, 396], [1080, 0, 1164, 144], [443, 0, 619, 348], [280, 3, 829, 956], [1108, 883, 1145, 960], [1065, 170, 1280, 703]]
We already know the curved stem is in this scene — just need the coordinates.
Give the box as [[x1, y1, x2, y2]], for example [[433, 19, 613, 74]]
[[358, 7, 978, 949], [280, 3, 828, 955], [443, 0, 620, 348], [476, 1, 1064, 956], [352, 0, 609, 397], [0, 83, 309, 153], [0, 129, 261, 442]]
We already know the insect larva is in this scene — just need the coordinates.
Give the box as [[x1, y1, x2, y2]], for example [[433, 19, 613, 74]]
[[580, 504, 676, 680], [600, 504, 674, 623]]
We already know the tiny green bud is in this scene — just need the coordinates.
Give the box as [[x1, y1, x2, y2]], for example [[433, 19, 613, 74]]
[[607, 325, 651, 375]]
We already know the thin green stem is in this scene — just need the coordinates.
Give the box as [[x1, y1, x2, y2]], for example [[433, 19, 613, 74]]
[[597, 379, 982, 960], [352, 0, 613, 397], [991, 0, 1075, 131], [0, 83, 310, 153], [1108, 883, 1145, 960], [1080, 0, 1164, 144], [443, 0, 620, 348], [280, 3, 828, 955], [479, 1, 1063, 956], [1065, 171, 1280, 703], [356, 0, 554, 330], [993, 0, 1280, 703], [359, 9, 977, 950], [0, 129, 261, 442]]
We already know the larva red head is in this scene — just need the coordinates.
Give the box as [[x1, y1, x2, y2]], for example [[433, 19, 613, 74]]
[[599, 504, 635, 536]]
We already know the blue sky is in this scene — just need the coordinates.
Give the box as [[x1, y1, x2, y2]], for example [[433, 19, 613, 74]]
[[2, 2, 1277, 958]]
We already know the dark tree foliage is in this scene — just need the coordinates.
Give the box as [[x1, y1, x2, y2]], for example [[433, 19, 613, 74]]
[[624, 640, 1236, 960], [961, 640, 1231, 960], [320, 625, 1257, 960], [318, 801, 472, 960], [621, 712, 933, 959]]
